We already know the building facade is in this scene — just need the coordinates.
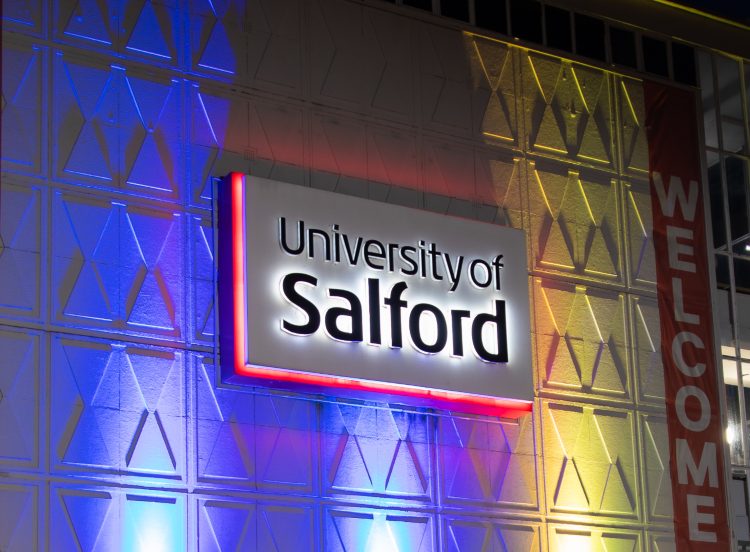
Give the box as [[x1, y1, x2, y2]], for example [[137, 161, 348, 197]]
[[1, 0, 749, 550]]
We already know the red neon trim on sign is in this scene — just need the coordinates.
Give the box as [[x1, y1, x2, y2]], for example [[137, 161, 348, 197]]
[[231, 172, 248, 377], [227, 172, 532, 417]]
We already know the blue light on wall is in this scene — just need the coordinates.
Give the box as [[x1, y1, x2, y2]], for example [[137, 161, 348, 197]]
[[0, 0, 553, 549]]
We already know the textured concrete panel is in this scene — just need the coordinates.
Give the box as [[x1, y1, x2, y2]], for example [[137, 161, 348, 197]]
[[0, 483, 38, 551], [196, 497, 314, 551], [322, 403, 432, 499], [196, 357, 316, 493], [521, 51, 615, 168], [624, 177, 658, 289], [631, 295, 664, 405], [324, 506, 434, 552], [50, 336, 185, 477], [528, 159, 623, 280], [533, 279, 631, 401], [541, 400, 640, 519], [0, 180, 43, 320], [548, 524, 642, 552], [0, 327, 39, 467], [49, 485, 186, 551], [439, 411, 538, 510], [1, 38, 45, 174], [50, 189, 185, 338], [444, 517, 541, 552]]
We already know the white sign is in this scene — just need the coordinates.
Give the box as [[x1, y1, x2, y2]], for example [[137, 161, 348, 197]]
[[221, 174, 533, 412]]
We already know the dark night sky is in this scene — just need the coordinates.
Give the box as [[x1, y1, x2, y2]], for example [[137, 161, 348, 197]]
[[670, 0, 750, 24]]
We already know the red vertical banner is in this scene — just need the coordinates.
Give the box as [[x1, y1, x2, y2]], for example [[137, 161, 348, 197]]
[[644, 81, 731, 549]]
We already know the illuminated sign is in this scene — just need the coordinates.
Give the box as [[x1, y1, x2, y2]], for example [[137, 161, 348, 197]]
[[218, 173, 533, 416]]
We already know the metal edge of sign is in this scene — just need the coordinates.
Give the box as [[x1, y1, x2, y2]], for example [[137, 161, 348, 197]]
[[218, 171, 534, 418]]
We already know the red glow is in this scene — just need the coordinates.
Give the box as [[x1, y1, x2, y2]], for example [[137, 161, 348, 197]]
[[227, 172, 532, 418], [231, 172, 247, 376]]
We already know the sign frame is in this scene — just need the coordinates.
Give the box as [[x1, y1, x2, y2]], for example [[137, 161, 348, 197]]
[[218, 172, 534, 417]]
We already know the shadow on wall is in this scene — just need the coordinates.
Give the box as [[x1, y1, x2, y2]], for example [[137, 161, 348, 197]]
[[187, 4, 525, 228]]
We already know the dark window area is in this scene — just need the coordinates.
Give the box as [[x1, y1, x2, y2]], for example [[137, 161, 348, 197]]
[[476, 0, 507, 34], [403, 0, 433, 12], [440, 0, 469, 22], [735, 257, 750, 294], [544, 5, 572, 52], [510, 0, 542, 43], [717, 254, 730, 289], [643, 36, 669, 77], [672, 42, 697, 85], [610, 26, 637, 69], [709, 160, 728, 249], [727, 157, 750, 247], [574, 13, 605, 61]]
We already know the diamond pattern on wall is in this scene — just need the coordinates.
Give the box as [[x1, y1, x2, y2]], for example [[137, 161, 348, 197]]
[[51, 488, 116, 551], [310, 0, 413, 117], [2, 0, 43, 32], [57, 0, 178, 62], [51, 192, 119, 324], [640, 414, 673, 522], [188, 82, 251, 203], [123, 0, 178, 63], [0, 182, 42, 319], [418, 25, 473, 135], [322, 403, 431, 498], [196, 359, 315, 491], [53, 54, 181, 197], [309, 117, 427, 196], [423, 140, 481, 201], [481, 153, 524, 229], [122, 73, 181, 197], [311, 113, 368, 185], [617, 77, 649, 175], [50, 486, 186, 551], [624, 178, 657, 288], [529, 160, 621, 279], [534, 279, 629, 399], [244, 0, 303, 91], [0, 328, 38, 466], [325, 507, 433, 552], [191, 214, 215, 344], [365, 127, 420, 192], [548, 525, 641, 552], [649, 532, 676, 552], [631, 296, 664, 404], [196, 359, 256, 483], [51, 190, 183, 336], [51, 336, 184, 476], [247, 100, 305, 168], [57, 0, 116, 46], [444, 518, 540, 552], [0, 484, 37, 551], [254, 394, 315, 491], [439, 412, 537, 509], [522, 52, 613, 166], [193, 90, 307, 200], [122, 205, 183, 332], [542, 401, 638, 518], [198, 499, 314, 551], [2, 39, 44, 173], [53, 54, 118, 183], [468, 35, 518, 144], [189, 0, 247, 75]]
